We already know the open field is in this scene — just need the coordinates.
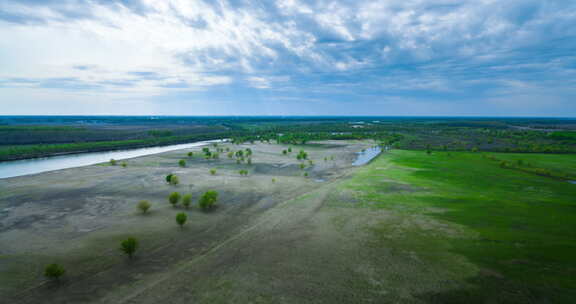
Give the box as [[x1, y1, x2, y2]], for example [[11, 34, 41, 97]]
[[1, 141, 575, 303]]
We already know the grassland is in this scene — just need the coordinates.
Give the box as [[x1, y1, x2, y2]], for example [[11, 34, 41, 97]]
[[1, 142, 574, 303], [342, 150, 576, 302]]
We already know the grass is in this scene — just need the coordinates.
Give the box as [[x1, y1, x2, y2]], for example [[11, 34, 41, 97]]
[[343, 150, 576, 303]]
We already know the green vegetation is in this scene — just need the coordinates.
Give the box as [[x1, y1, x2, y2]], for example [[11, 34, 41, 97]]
[[182, 194, 192, 209], [169, 175, 179, 186], [44, 264, 65, 281], [165, 174, 174, 183], [199, 190, 218, 210], [239, 169, 249, 176], [168, 192, 181, 208], [109, 159, 116, 166], [120, 237, 138, 260], [210, 168, 216, 175], [137, 200, 151, 214], [176, 213, 187, 229], [344, 150, 576, 302], [178, 159, 186, 167]]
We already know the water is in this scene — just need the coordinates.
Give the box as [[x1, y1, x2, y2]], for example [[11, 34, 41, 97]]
[[569, 181, 576, 185], [0, 140, 223, 179], [352, 146, 382, 166]]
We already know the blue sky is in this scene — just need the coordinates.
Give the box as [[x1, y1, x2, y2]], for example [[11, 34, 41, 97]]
[[0, 0, 575, 116]]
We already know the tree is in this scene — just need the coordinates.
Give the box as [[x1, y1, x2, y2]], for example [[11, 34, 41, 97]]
[[110, 159, 117, 166], [288, 147, 292, 153], [176, 213, 187, 229], [272, 178, 276, 183], [187, 151, 194, 158], [299, 163, 306, 170], [44, 263, 65, 281], [169, 192, 181, 207], [199, 190, 218, 210], [304, 172, 309, 177], [282, 150, 287, 155], [227, 151, 234, 159], [210, 169, 216, 175], [120, 237, 138, 259], [166, 174, 174, 183], [182, 194, 192, 209], [179, 159, 186, 167], [170, 175, 180, 186], [137, 200, 151, 214], [121, 162, 127, 168]]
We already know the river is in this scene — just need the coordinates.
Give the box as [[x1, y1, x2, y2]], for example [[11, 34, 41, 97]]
[[0, 140, 223, 179], [352, 146, 383, 166]]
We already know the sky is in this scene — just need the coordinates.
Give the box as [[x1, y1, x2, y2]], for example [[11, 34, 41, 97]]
[[0, 0, 575, 117]]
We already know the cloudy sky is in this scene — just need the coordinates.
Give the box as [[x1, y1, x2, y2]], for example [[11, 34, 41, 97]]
[[1, 0, 575, 116]]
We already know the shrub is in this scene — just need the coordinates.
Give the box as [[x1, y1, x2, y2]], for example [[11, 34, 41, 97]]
[[110, 159, 117, 166], [169, 192, 181, 207], [120, 237, 138, 259], [176, 213, 187, 229], [179, 159, 186, 167], [137, 200, 151, 214], [272, 178, 276, 183], [199, 190, 218, 210], [44, 263, 65, 281], [170, 175, 180, 186], [182, 194, 192, 209], [166, 174, 174, 183], [210, 169, 216, 175], [187, 152, 193, 157], [121, 162, 127, 168], [299, 163, 306, 170]]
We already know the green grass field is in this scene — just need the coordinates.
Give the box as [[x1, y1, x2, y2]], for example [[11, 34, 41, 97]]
[[344, 150, 576, 303]]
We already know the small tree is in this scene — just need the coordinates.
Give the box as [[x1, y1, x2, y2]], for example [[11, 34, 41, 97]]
[[187, 151, 194, 158], [121, 162, 127, 168], [299, 163, 306, 170], [120, 237, 138, 259], [210, 169, 217, 175], [176, 213, 187, 229], [182, 194, 192, 209], [199, 190, 218, 210], [282, 150, 287, 155], [179, 159, 186, 167], [110, 159, 117, 166], [166, 174, 174, 183], [288, 147, 292, 153], [137, 200, 151, 214], [169, 192, 181, 208], [304, 172, 309, 177], [44, 263, 65, 281], [170, 175, 180, 186], [272, 178, 276, 183]]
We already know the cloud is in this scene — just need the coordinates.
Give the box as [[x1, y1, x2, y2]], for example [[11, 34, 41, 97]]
[[0, 0, 575, 116]]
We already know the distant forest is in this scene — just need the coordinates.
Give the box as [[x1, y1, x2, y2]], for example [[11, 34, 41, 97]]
[[0, 116, 575, 161]]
